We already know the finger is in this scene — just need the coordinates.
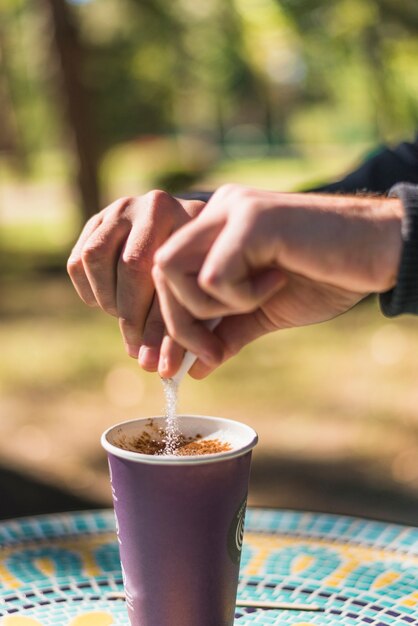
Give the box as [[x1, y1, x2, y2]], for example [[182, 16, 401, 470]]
[[138, 296, 165, 372], [155, 217, 235, 319], [81, 217, 132, 315], [154, 212, 223, 279], [164, 272, 234, 319], [67, 197, 133, 308], [153, 265, 224, 374], [189, 310, 275, 379], [117, 191, 190, 358], [198, 219, 286, 311], [157, 334, 185, 379], [67, 213, 104, 306]]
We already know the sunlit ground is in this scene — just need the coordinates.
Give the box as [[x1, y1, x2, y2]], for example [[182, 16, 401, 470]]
[[1, 276, 418, 521], [1, 143, 417, 523]]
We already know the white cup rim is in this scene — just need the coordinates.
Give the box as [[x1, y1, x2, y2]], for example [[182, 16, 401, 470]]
[[102, 415, 258, 465]]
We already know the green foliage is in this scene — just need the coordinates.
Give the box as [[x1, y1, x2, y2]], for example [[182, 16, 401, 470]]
[[277, 0, 418, 140], [85, 37, 175, 149], [78, 0, 186, 149], [0, 0, 61, 164], [2, 0, 418, 179]]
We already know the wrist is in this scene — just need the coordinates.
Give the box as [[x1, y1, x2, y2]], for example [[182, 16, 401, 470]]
[[370, 197, 403, 293]]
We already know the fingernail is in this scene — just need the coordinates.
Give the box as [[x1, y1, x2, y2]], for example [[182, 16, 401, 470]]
[[158, 356, 169, 376], [125, 343, 140, 358], [138, 346, 159, 370]]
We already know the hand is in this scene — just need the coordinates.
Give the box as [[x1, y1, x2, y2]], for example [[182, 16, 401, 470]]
[[153, 184, 403, 378], [67, 191, 205, 370]]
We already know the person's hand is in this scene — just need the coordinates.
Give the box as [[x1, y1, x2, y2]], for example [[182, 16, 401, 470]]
[[67, 191, 205, 370], [153, 184, 403, 378]]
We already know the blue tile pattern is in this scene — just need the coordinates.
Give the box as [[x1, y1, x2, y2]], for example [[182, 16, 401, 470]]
[[0, 509, 416, 625]]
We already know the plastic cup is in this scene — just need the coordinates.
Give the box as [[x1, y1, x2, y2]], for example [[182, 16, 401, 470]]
[[102, 415, 258, 626]]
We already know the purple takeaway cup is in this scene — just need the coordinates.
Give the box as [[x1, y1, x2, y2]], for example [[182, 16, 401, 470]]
[[102, 414, 258, 626]]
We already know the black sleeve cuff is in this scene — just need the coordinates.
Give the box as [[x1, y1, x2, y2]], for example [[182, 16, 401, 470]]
[[175, 191, 213, 202], [379, 183, 418, 316]]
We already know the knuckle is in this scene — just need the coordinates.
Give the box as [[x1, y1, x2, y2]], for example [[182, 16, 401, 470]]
[[198, 268, 222, 292], [214, 183, 246, 202], [81, 231, 114, 264], [119, 252, 150, 275], [118, 316, 139, 332], [66, 256, 82, 277], [84, 213, 101, 229], [146, 189, 174, 218], [147, 189, 171, 202], [112, 196, 137, 217], [79, 244, 95, 265]]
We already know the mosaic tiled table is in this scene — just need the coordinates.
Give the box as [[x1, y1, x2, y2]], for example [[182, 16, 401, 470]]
[[0, 509, 417, 625]]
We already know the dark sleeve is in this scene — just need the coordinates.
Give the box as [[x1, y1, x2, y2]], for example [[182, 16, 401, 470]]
[[179, 136, 418, 199], [311, 135, 418, 194], [380, 183, 418, 316], [175, 191, 213, 202]]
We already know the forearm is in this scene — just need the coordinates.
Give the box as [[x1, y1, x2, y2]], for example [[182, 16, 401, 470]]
[[319, 193, 403, 293], [252, 191, 404, 294], [285, 187, 418, 316]]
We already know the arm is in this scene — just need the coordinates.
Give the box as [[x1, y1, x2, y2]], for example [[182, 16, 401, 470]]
[[153, 185, 404, 379]]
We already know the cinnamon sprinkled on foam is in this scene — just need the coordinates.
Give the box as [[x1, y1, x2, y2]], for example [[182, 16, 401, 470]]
[[114, 420, 231, 456]]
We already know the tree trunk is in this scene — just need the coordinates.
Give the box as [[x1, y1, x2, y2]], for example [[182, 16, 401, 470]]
[[0, 19, 28, 174], [42, 0, 101, 221]]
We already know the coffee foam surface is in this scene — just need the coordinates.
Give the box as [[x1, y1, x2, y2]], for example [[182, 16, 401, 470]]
[[196, 428, 241, 449], [103, 415, 258, 464]]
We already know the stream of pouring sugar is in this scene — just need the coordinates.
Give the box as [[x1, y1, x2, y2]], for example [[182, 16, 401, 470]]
[[161, 318, 221, 455], [162, 377, 180, 454]]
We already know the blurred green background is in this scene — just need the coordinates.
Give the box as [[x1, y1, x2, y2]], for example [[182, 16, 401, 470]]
[[1, 0, 418, 522]]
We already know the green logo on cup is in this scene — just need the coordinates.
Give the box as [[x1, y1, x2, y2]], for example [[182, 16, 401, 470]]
[[227, 496, 247, 564]]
